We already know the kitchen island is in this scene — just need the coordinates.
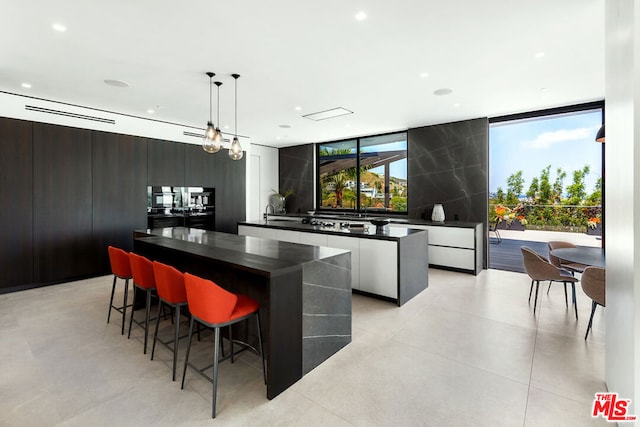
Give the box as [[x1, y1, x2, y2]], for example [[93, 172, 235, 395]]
[[133, 227, 351, 399], [251, 214, 484, 275], [238, 219, 429, 306]]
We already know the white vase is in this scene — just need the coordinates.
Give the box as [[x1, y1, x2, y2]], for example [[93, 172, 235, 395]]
[[431, 204, 445, 222]]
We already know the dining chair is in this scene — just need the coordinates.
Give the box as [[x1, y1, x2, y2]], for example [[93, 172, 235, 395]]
[[547, 241, 588, 274], [521, 246, 579, 318], [489, 217, 502, 243], [581, 266, 605, 339], [181, 272, 266, 419]]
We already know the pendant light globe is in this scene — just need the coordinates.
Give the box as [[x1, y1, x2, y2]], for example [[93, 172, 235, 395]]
[[229, 73, 243, 160], [202, 72, 222, 153], [229, 136, 243, 160]]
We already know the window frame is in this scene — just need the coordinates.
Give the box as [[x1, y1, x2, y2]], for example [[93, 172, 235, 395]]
[[315, 130, 408, 215]]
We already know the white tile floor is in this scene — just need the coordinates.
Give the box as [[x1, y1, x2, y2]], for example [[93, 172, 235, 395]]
[[0, 268, 609, 426]]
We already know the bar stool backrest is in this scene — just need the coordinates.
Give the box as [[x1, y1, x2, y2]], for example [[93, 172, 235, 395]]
[[108, 246, 132, 279], [184, 273, 237, 324], [129, 253, 156, 289], [153, 261, 187, 304]]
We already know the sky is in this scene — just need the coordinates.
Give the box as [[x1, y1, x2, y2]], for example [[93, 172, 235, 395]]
[[489, 109, 603, 196], [364, 141, 407, 180]]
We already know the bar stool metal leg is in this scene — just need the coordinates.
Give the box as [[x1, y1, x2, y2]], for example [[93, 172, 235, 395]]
[[257, 312, 266, 384], [107, 276, 117, 324], [212, 327, 221, 418], [144, 289, 152, 354], [181, 317, 195, 390], [122, 279, 129, 335]]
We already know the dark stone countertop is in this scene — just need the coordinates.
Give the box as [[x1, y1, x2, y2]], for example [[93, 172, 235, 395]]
[[135, 227, 350, 277], [238, 219, 428, 241], [266, 213, 481, 229]]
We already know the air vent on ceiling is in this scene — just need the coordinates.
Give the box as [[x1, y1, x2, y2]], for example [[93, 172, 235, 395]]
[[25, 105, 115, 124], [183, 130, 230, 143], [303, 107, 353, 121]]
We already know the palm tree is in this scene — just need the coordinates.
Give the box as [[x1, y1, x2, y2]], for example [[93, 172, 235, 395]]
[[331, 171, 348, 207]]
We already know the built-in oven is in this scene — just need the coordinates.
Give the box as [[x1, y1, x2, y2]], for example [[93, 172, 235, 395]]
[[146, 186, 215, 230]]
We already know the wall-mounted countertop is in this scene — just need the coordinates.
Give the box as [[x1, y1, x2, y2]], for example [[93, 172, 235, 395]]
[[238, 219, 427, 241], [266, 213, 482, 229]]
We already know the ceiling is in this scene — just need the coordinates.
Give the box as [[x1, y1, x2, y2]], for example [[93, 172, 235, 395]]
[[1, 0, 604, 148]]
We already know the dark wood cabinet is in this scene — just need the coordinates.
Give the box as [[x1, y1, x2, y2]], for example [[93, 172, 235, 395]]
[[92, 132, 148, 274], [0, 118, 246, 293], [213, 154, 246, 234], [32, 123, 94, 283], [147, 138, 185, 186], [0, 118, 34, 290], [185, 143, 218, 186], [184, 144, 245, 233]]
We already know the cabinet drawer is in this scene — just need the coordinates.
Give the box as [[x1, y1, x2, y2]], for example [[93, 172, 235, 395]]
[[429, 246, 475, 270], [425, 226, 474, 249]]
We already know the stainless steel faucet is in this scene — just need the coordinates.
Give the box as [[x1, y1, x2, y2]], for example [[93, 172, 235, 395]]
[[264, 204, 275, 221]]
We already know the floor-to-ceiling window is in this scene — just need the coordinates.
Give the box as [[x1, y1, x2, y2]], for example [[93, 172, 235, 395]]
[[489, 103, 604, 271], [317, 132, 407, 213]]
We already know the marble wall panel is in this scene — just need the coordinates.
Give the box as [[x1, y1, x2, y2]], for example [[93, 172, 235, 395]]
[[408, 118, 489, 224], [301, 252, 352, 374], [279, 144, 315, 214]]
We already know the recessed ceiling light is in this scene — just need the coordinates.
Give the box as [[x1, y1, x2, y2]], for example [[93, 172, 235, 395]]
[[52, 23, 67, 32], [355, 11, 367, 21], [104, 79, 129, 88], [419, 72, 429, 78], [276, 136, 281, 140], [21, 83, 32, 89], [433, 88, 453, 96], [535, 52, 545, 58], [147, 109, 155, 114], [453, 103, 461, 108], [294, 106, 302, 111]]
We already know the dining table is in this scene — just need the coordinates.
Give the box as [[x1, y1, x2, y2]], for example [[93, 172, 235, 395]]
[[550, 247, 605, 268]]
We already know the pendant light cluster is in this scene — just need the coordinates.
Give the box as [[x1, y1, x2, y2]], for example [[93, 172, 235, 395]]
[[202, 71, 243, 160]]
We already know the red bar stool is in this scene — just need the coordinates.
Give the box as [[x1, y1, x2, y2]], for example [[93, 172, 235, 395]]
[[107, 246, 133, 335], [181, 272, 266, 419], [127, 252, 157, 354], [150, 261, 189, 381]]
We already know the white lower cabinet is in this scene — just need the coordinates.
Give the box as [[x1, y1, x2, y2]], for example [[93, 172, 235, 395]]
[[299, 233, 328, 247], [428, 246, 475, 270], [358, 239, 397, 298], [390, 223, 479, 273], [326, 235, 361, 290], [238, 225, 276, 240], [275, 229, 300, 243]]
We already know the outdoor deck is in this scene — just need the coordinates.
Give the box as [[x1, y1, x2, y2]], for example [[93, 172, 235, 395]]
[[489, 228, 602, 273]]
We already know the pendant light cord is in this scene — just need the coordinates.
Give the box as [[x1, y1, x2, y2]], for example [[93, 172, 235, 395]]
[[216, 84, 220, 126], [209, 77, 213, 123]]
